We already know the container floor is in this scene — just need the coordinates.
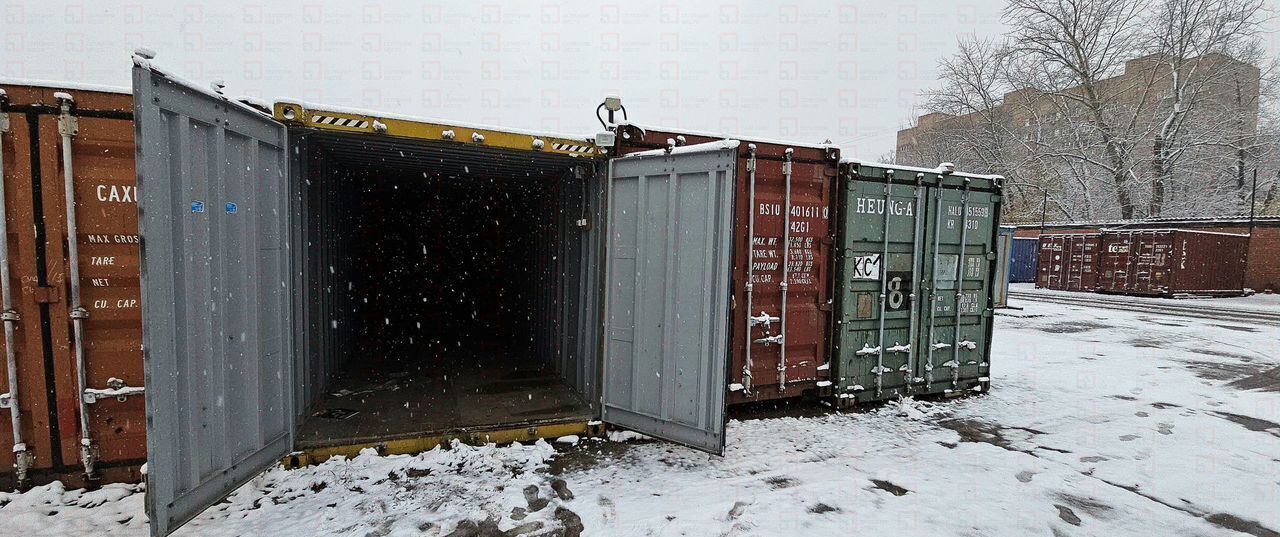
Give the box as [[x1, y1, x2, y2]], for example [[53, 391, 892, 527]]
[[295, 351, 592, 449]]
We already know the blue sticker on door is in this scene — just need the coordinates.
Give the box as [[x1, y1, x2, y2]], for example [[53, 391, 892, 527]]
[[191, 200, 205, 213], [225, 202, 238, 214]]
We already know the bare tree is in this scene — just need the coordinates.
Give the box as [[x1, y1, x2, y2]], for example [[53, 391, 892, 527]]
[[1145, 0, 1271, 216], [1003, 0, 1155, 220], [898, 0, 1278, 222]]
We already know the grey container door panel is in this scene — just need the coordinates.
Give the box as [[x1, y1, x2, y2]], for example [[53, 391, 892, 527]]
[[602, 142, 737, 455], [133, 61, 293, 537]]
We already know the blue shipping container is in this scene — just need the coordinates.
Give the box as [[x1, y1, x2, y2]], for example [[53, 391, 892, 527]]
[[1009, 237, 1039, 283]]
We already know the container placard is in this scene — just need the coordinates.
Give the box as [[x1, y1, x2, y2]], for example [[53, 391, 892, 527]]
[[849, 254, 881, 280]]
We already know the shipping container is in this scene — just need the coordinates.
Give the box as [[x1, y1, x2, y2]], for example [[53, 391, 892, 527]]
[[613, 124, 839, 405], [1036, 233, 1101, 291], [994, 226, 1014, 307], [1097, 229, 1249, 296], [831, 162, 1002, 405], [1009, 237, 1038, 283], [1, 81, 145, 490], [128, 58, 784, 536]]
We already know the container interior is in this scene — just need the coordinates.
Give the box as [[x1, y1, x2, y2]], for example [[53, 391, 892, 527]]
[[293, 132, 600, 447]]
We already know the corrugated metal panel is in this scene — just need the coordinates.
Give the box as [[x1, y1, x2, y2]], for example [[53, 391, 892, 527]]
[[1010, 238, 1038, 283], [133, 62, 294, 537], [1, 88, 61, 483], [2, 83, 147, 488], [833, 163, 1001, 404], [614, 126, 837, 405], [294, 138, 354, 416], [1098, 230, 1248, 296], [44, 103, 148, 470], [920, 180, 998, 396], [994, 227, 1014, 307], [1037, 234, 1101, 291], [833, 167, 926, 403], [573, 172, 605, 404], [602, 141, 736, 454]]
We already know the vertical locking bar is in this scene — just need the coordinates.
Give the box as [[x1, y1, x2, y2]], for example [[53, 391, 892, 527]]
[[905, 172, 925, 391], [57, 93, 97, 479], [778, 148, 793, 391], [951, 178, 972, 388], [0, 90, 34, 486], [925, 185, 944, 388], [742, 144, 757, 396], [873, 170, 893, 398]]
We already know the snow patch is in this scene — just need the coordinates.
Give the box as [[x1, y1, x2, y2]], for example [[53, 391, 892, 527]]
[[607, 429, 651, 443]]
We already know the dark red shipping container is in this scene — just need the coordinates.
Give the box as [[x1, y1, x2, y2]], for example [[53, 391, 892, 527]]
[[1, 82, 144, 489], [615, 125, 838, 404], [1098, 229, 1248, 296], [1036, 233, 1101, 292]]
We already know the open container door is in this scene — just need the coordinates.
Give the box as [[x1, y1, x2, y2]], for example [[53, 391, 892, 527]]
[[132, 57, 294, 537], [601, 140, 737, 455]]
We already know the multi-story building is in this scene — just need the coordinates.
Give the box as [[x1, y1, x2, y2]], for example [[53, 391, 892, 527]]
[[896, 53, 1264, 221]]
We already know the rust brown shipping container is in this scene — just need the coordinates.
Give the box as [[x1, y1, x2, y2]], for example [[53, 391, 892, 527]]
[[0, 81, 144, 489], [1035, 233, 1101, 292], [614, 125, 838, 404], [1098, 229, 1248, 297]]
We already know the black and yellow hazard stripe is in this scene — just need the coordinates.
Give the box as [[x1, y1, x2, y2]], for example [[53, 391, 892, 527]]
[[274, 101, 600, 158]]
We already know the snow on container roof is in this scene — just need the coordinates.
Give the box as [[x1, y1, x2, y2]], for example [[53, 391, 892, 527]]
[[1099, 228, 1250, 237], [131, 54, 273, 119], [615, 121, 835, 150], [1007, 215, 1280, 228], [0, 76, 131, 95], [624, 139, 741, 157], [839, 158, 1004, 181]]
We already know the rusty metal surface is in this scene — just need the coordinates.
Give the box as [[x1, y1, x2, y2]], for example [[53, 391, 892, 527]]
[[1099, 230, 1248, 296], [0, 83, 143, 483], [47, 110, 146, 466], [615, 126, 836, 403], [1, 90, 60, 474], [1036, 233, 1101, 292]]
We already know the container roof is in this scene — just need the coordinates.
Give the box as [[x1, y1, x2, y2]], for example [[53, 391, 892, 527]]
[[277, 100, 599, 159], [615, 121, 836, 150], [0, 77, 130, 95], [839, 159, 1004, 181], [1008, 215, 1280, 228]]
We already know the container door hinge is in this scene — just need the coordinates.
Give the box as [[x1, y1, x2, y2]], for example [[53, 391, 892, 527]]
[[82, 377, 145, 404], [0, 392, 11, 409]]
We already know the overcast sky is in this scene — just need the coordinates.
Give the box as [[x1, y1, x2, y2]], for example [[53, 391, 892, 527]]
[[3, 1, 1276, 158]]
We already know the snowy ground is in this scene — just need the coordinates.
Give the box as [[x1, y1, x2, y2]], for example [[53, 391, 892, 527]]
[[2, 296, 1278, 536]]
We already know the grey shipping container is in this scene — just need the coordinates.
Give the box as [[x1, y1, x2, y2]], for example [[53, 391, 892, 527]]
[[131, 59, 742, 536], [831, 161, 1002, 405], [994, 226, 1015, 307]]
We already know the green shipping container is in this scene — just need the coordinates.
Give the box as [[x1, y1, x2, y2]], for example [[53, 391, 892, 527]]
[[831, 161, 1003, 405]]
